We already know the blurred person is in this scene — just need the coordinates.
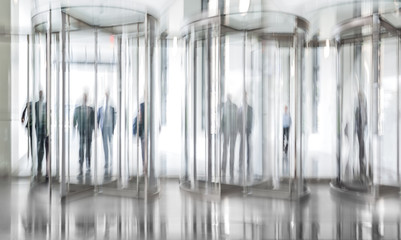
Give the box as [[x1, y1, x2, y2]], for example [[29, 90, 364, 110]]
[[133, 102, 146, 174], [237, 92, 253, 181], [283, 105, 291, 155], [221, 94, 238, 182], [21, 101, 33, 160], [35, 90, 49, 179], [73, 93, 95, 177], [355, 92, 368, 183], [97, 90, 116, 177]]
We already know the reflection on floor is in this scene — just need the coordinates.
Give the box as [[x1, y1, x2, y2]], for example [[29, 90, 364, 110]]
[[3, 178, 401, 239]]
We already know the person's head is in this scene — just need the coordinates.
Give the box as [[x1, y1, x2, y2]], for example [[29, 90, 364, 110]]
[[83, 93, 88, 105], [105, 90, 110, 101], [39, 90, 43, 101], [284, 105, 288, 113]]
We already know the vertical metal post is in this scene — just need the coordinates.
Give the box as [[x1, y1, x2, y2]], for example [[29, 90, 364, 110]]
[[216, 17, 222, 195], [290, 29, 297, 198], [94, 27, 98, 191], [117, 36, 122, 187], [335, 37, 342, 185], [60, 11, 67, 197], [46, 9, 52, 194], [242, 31, 247, 191], [192, 25, 197, 188], [26, 34, 30, 169], [46, 9, 53, 240], [297, 30, 305, 197], [67, 14, 71, 192], [136, 24, 140, 193], [144, 14, 149, 240], [372, 14, 381, 196], [397, 34, 400, 184], [206, 20, 212, 183]]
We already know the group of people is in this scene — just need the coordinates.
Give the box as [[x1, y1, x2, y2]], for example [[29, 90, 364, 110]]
[[22, 91, 116, 180], [220, 93, 292, 182], [72, 92, 116, 179], [220, 94, 253, 182]]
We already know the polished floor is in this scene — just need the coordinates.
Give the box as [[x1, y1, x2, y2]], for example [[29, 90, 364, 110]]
[[2, 178, 401, 240]]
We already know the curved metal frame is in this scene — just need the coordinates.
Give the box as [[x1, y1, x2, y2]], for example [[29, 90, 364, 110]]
[[331, 14, 401, 200], [31, 6, 160, 200], [180, 11, 310, 200]]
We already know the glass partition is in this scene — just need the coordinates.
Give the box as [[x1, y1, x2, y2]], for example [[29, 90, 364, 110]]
[[331, 14, 401, 198], [32, 5, 159, 199], [181, 12, 309, 199]]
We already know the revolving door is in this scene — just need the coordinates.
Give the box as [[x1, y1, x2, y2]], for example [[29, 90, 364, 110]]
[[181, 12, 309, 199], [331, 14, 401, 199], [32, 5, 159, 198]]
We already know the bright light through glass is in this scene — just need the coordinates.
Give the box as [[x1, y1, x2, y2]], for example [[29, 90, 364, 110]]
[[173, 37, 177, 51], [239, 0, 250, 13], [324, 39, 330, 58]]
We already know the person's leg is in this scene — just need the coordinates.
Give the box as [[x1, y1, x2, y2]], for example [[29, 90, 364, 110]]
[[45, 136, 49, 178], [229, 132, 236, 181], [79, 135, 84, 176], [246, 133, 250, 178], [102, 130, 109, 169], [358, 132, 366, 181], [29, 128, 33, 160], [108, 130, 113, 173], [37, 135, 44, 175], [283, 128, 285, 153], [141, 138, 146, 174], [86, 136, 92, 172], [222, 133, 228, 178], [283, 128, 289, 154], [239, 133, 244, 180]]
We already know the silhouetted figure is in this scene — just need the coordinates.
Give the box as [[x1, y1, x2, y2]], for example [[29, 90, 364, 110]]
[[221, 94, 238, 182], [133, 102, 146, 173], [238, 93, 253, 181], [73, 93, 95, 177], [35, 90, 49, 178], [283, 105, 291, 155], [21, 101, 33, 160], [355, 92, 368, 183], [97, 91, 116, 177]]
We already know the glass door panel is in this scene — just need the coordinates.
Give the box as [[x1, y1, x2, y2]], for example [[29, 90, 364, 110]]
[[339, 40, 373, 191], [380, 36, 399, 187]]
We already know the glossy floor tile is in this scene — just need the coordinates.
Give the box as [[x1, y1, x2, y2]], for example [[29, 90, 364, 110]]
[[2, 178, 401, 239]]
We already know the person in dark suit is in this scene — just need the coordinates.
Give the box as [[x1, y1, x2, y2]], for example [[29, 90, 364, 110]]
[[21, 101, 33, 160], [355, 92, 368, 183], [221, 94, 238, 182], [133, 102, 146, 173], [73, 93, 95, 176], [35, 90, 49, 178], [97, 91, 116, 176], [238, 93, 253, 181]]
